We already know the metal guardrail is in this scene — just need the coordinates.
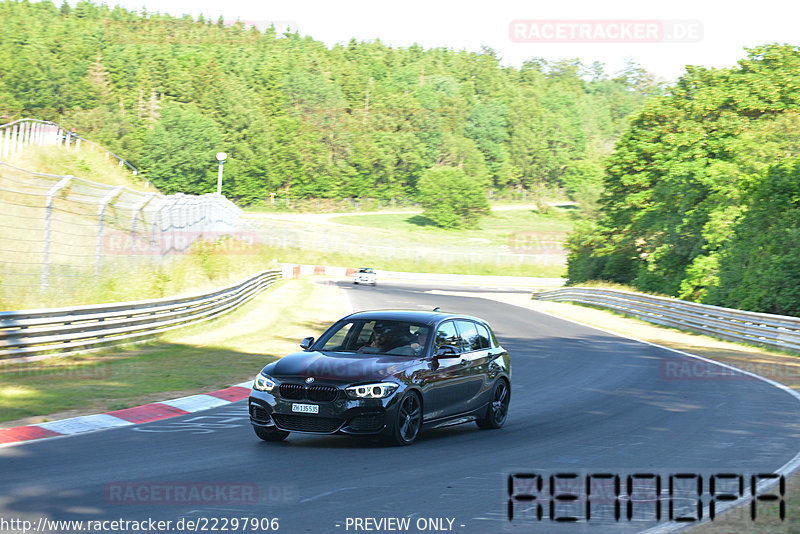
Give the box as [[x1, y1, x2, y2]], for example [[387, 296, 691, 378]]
[[533, 287, 800, 353], [0, 269, 282, 360]]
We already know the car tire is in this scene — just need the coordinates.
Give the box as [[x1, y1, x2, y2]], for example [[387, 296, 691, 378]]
[[387, 391, 422, 446], [476, 378, 510, 430], [253, 425, 290, 442]]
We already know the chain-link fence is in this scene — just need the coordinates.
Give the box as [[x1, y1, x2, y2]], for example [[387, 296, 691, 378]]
[[0, 118, 248, 302]]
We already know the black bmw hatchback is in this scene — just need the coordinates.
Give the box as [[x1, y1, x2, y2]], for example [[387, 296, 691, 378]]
[[249, 310, 511, 445]]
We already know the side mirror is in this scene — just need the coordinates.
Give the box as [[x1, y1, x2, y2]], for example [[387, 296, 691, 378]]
[[433, 344, 459, 358], [300, 336, 314, 350]]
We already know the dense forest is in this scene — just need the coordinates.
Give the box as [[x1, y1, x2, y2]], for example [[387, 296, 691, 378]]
[[567, 44, 800, 316], [3, 2, 799, 314], [0, 0, 655, 207]]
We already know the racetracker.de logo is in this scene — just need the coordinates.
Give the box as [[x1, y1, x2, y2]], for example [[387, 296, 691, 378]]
[[104, 231, 258, 255], [507, 231, 565, 254], [509, 20, 703, 43], [659, 358, 800, 381], [104, 482, 258, 505]]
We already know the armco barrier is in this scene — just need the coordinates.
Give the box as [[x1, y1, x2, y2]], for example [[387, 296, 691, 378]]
[[533, 287, 800, 353], [0, 269, 282, 360]]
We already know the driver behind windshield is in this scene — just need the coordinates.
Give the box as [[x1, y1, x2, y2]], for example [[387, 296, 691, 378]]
[[357, 323, 431, 356], [410, 327, 429, 354], [359, 324, 403, 353]]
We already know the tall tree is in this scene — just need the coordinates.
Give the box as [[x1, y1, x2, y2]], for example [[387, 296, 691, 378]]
[[139, 103, 223, 194], [568, 45, 800, 308], [416, 165, 489, 228]]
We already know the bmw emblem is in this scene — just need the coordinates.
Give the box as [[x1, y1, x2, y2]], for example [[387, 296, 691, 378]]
[[305, 377, 315, 384]]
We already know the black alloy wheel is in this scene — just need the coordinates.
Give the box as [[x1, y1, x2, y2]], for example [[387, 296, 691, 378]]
[[390, 392, 422, 445], [477, 379, 510, 429]]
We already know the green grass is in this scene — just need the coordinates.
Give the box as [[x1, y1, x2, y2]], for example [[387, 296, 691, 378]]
[[243, 197, 420, 213], [248, 206, 574, 278], [330, 208, 572, 249], [0, 346, 266, 421], [1, 239, 283, 310], [241, 196, 551, 214], [2, 232, 563, 311], [6, 144, 151, 191], [0, 276, 347, 424]]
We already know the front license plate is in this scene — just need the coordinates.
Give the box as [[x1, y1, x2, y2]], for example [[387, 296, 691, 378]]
[[291, 403, 319, 414]]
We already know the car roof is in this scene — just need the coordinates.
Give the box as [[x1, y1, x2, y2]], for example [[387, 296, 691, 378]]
[[341, 309, 488, 327]]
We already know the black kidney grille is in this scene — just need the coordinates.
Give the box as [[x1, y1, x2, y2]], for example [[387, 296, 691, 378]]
[[279, 383, 338, 402], [307, 385, 338, 402], [272, 414, 343, 433], [249, 404, 270, 424], [279, 383, 306, 400]]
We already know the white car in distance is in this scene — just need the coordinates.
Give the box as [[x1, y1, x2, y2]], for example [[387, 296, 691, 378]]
[[353, 267, 377, 285]]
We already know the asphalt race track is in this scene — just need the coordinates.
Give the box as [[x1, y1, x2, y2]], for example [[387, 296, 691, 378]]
[[1, 281, 799, 533]]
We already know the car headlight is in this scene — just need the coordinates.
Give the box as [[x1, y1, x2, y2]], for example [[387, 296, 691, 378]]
[[346, 382, 398, 399], [254, 373, 277, 392]]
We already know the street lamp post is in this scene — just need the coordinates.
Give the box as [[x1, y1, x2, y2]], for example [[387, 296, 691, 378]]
[[216, 152, 227, 195]]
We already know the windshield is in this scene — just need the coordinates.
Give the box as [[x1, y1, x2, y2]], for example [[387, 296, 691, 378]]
[[317, 320, 430, 356]]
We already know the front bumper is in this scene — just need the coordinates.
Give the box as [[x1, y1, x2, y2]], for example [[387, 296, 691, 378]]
[[249, 387, 401, 436]]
